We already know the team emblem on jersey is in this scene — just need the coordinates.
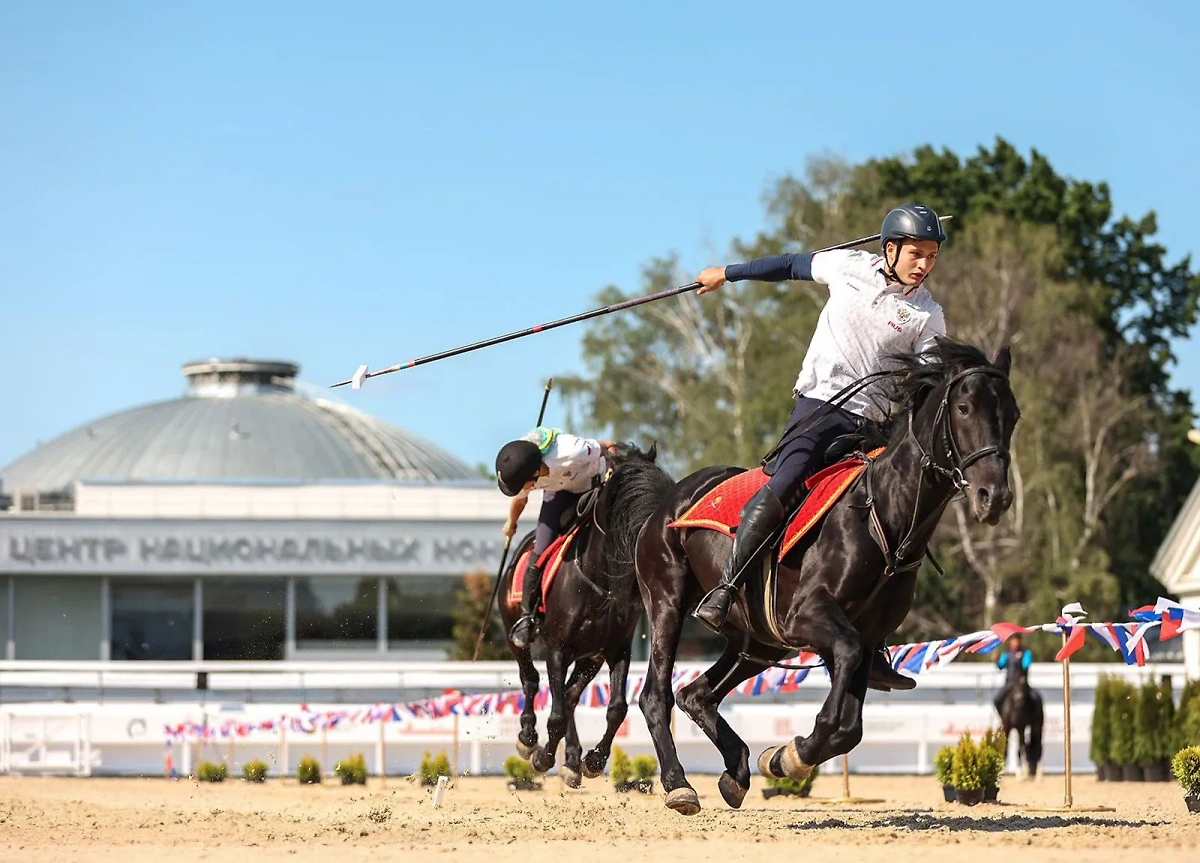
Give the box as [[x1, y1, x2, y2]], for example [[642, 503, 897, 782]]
[[895, 304, 912, 324]]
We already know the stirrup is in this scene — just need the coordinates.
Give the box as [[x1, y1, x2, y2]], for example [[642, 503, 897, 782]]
[[693, 583, 737, 632]]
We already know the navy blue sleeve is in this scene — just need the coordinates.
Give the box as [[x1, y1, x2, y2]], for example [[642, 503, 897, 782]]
[[725, 252, 814, 283]]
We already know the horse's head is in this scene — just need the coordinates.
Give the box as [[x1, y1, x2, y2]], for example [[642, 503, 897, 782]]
[[891, 339, 1020, 526]]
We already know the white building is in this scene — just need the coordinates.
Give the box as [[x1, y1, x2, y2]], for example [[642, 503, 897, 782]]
[[1150, 435, 1200, 680], [0, 358, 536, 662]]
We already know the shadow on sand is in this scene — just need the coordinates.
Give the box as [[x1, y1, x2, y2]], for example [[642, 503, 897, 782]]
[[787, 812, 1165, 833]]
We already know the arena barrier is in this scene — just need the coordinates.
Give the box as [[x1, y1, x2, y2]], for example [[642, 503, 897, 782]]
[[1, 599, 1195, 778]]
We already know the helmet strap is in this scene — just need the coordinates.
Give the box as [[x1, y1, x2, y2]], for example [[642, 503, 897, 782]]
[[883, 239, 904, 282]]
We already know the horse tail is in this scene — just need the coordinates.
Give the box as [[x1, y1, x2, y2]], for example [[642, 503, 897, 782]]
[[602, 458, 675, 574]]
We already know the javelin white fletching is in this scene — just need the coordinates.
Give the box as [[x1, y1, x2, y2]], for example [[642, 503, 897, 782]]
[[351, 364, 369, 390]]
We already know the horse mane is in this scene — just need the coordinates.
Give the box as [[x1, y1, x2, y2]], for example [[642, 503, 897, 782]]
[[885, 337, 994, 415], [600, 442, 673, 574]]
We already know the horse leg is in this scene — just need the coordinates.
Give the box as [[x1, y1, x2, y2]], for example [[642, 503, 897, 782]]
[[531, 647, 572, 774], [676, 639, 786, 809], [558, 656, 603, 788], [759, 593, 864, 780], [514, 645, 540, 759], [637, 571, 697, 815], [583, 644, 632, 780]]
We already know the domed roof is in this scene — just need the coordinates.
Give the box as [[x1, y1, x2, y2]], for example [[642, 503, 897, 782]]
[[0, 358, 480, 494]]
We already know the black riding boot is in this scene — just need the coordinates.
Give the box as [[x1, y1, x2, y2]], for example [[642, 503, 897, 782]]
[[509, 559, 545, 650], [693, 485, 786, 633], [867, 645, 916, 692]]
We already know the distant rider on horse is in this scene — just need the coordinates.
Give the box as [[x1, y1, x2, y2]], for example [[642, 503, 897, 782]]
[[496, 427, 616, 649], [691, 203, 950, 691], [994, 632, 1034, 713]]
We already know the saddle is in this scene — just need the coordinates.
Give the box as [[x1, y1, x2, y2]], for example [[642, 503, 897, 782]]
[[670, 442, 887, 646], [505, 481, 603, 612]]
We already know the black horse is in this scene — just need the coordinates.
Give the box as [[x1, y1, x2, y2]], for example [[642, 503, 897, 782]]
[[497, 441, 674, 786], [635, 339, 1020, 815], [997, 680, 1044, 778]]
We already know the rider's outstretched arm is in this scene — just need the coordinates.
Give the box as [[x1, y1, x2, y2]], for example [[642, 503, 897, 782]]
[[725, 252, 815, 283]]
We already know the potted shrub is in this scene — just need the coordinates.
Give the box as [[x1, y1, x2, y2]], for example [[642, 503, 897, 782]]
[[297, 755, 322, 785], [609, 746, 643, 793], [1181, 682, 1200, 748], [629, 754, 658, 794], [951, 732, 984, 806], [763, 763, 821, 799], [934, 746, 956, 802], [979, 740, 1005, 803], [1150, 679, 1177, 782], [418, 750, 451, 787], [197, 760, 227, 783], [504, 755, 542, 792], [1110, 681, 1139, 782], [1133, 680, 1158, 780], [1172, 745, 1200, 814], [979, 728, 1006, 802], [242, 758, 269, 783], [1091, 676, 1116, 781], [334, 752, 369, 786]]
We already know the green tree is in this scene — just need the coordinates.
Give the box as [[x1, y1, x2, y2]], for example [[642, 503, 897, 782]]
[[558, 139, 1200, 640]]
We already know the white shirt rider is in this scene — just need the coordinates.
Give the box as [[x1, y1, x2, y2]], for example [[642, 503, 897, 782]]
[[517, 430, 607, 495], [699, 246, 945, 422]]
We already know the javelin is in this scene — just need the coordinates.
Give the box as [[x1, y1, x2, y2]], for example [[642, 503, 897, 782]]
[[331, 216, 952, 389]]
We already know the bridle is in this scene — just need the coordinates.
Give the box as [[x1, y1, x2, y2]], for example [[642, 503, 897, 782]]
[[851, 364, 1012, 621], [910, 365, 1012, 494]]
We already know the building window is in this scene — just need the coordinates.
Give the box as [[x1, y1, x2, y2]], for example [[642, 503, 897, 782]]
[[111, 579, 194, 660], [295, 577, 377, 650], [202, 578, 286, 660], [13, 576, 102, 660], [386, 576, 458, 645]]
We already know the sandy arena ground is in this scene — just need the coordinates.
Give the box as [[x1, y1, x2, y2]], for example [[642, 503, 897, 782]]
[[2, 771, 1198, 863]]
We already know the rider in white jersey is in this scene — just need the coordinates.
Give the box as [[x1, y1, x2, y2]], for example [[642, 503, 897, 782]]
[[691, 203, 949, 691]]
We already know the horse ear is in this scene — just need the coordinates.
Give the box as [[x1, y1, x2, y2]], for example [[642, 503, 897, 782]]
[[992, 345, 1012, 375], [648, 441, 658, 462]]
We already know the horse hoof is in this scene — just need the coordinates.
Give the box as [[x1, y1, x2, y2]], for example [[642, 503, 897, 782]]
[[757, 746, 782, 778], [516, 739, 537, 760], [718, 772, 747, 809], [779, 740, 814, 782], [581, 750, 606, 779], [665, 787, 701, 816], [530, 748, 555, 774], [561, 766, 582, 789]]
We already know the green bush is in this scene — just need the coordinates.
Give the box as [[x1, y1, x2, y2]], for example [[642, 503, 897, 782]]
[[504, 755, 536, 783], [242, 759, 269, 783], [951, 732, 983, 791], [1156, 678, 1177, 760], [933, 746, 955, 786], [765, 762, 820, 794], [978, 742, 1005, 789], [631, 755, 658, 782], [418, 750, 451, 787], [197, 760, 227, 783], [980, 727, 1006, 759], [334, 752, 369, 786], [1133, 680, 1159, 765], [297, 755, 322, 785], [1171, 745, 1200, 796], [1109, 680, 1137, 765], [1091, 675, 1115, 765], [609, 745, 632, 785], [1182, 685, 1200, 748]]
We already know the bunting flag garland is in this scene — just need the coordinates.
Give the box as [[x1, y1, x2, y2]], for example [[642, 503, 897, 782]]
[[163, 598, 1199, 742]]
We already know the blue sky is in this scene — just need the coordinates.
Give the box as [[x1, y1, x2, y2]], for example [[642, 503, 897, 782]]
[[2, 1, 1197, 473]]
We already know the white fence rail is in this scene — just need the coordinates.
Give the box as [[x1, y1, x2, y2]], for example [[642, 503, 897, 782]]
[[0, 660, 1188, 778]]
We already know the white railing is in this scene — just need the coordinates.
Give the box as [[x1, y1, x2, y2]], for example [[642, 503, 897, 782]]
[[2, 712, 92, 776], [0, 659, 1187, 700]]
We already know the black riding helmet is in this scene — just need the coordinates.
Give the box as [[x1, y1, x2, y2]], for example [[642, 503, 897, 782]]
[[880, 202, 946, 278], [495, 439, 543, 497]]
